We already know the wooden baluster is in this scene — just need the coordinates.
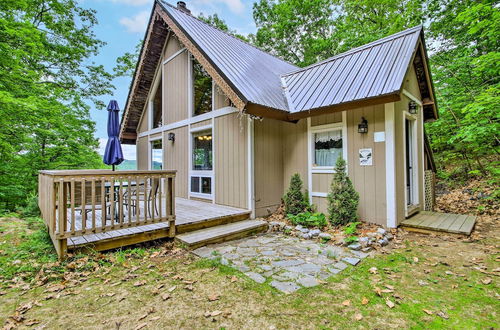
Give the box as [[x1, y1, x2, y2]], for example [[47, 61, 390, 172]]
[[91, 179, 96, 232], [119, 178, 124, 226], [57, 179, 67, 236], [151, 176, 155, 223], [51, 178, 56, 235], [158, 176, 163, 220], [81, 179, 86, 233], [70, 180, 75, 234], [101, 179, 106, 230], [135, 176, 140, 224], [127, 176, 132, 225], [110, 177, 115, 228], [144, 176, 148, 223], [168, 176, 175, 237]]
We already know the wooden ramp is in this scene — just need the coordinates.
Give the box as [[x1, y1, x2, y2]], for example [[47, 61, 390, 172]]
[[401, 211, 477, 235]]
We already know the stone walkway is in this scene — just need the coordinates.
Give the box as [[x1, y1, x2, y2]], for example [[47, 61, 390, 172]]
[[192, 233, 370, 293]]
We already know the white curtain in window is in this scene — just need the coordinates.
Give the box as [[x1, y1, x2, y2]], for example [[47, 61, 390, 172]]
[[314, 130, 342, 167]]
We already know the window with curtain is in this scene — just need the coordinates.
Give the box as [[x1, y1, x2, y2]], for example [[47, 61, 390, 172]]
[[192, 130, 212, 170], [313, 130, 342, 167]]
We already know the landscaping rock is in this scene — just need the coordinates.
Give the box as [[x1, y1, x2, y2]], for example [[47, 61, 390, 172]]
[[318, 233, 332, 240], [359, 237, 369, 245], [378, 238, 389, 246], [302, 233, 311, 239], [331, 261, 348, 271], [348, 243, 362, 251], [245, 272, 266, 284], [295, 225, 304, 231], [270, 280, 301, 293], [299, 227, 310, 234], [309, 229, 321, 237], [377, 228, 387, 235], [284, 225, 293, 232], [361, 247, 372, 252], [327, 267, 343, 274], [385, 233, 394, 240], [297, 276, 319, 288], [351, 250, 369, 259], [342, 257, 361, 266]]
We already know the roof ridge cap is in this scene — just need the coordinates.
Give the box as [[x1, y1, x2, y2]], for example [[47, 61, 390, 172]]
[[159, 0, 298, 68], [281, 25, 423, 78]]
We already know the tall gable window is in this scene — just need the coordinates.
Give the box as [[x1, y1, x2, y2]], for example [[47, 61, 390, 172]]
[[149, 75, 162, 129], [192, 58, 212, 116]]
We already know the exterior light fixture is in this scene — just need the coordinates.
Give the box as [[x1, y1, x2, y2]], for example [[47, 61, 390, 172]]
[[168, 132, 175, 142], [409, 101, 418, 114], [358, 117, 368, 134]]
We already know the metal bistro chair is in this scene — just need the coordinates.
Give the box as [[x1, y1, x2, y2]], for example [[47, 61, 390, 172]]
[[73, 181, 112, 218], [127, 178, 160, 218]]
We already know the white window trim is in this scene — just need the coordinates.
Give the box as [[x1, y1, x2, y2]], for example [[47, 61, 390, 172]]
[[307, 116, 347, 202], [148, 67, 163, 131], [148, 135, 163, 171], [403, 112, 420, 216], [189, 127, 214, 200]]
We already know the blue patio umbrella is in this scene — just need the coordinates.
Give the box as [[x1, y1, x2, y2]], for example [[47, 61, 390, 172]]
[[103, 100, 124, 171]]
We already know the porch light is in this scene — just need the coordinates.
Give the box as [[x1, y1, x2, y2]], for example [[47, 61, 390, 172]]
[[358, 117, 368, 134], [168, 132, 175, 142], [409, 101, 418, 114]]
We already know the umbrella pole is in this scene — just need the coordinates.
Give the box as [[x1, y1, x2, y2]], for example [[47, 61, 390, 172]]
[[112, 165, 115, 171]]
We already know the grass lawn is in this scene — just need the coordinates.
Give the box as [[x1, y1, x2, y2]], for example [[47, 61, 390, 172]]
[[0, 215, 498, 329]]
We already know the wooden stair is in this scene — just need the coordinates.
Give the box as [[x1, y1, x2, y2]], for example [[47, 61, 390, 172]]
[[175, 219, 268, 249]]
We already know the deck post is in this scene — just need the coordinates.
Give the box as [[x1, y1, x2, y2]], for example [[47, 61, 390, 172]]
[[168, 176, 176, 237]]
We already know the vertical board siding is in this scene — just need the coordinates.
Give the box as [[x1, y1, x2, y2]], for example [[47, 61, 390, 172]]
[[138, 109, 149, 133], [164, 48, 188, 125], [347, 104, 386, 226], [136, 137, 149, 170], [164, 126, 188, 198], [254, 118, 284, 217], [282, 120, 308, 192], [215, 113, 248, 209], [164, 35, 182, 60], [214, 84, 229, 110], [312, 197, 328, 214], [310, 112, 342, 126], [312, 173, 333, 193]]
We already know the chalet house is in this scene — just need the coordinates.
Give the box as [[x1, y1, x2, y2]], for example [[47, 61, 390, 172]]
[[119, 0, 438, 229]]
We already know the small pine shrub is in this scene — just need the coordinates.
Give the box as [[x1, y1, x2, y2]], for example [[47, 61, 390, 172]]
[[283, 173, 309, 215], [327, 157, 359, 225], [287, 212, 327, 228]]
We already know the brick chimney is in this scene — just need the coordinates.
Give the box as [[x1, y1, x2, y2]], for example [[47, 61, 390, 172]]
[[176, 1, 191, 14]]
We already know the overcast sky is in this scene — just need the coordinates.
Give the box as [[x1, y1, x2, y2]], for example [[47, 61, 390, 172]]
[[88, 0, 257, 159]]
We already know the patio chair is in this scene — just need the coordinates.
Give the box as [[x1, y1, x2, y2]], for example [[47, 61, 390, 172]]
[[127, 178, 160, 218], [73, 181, 112, 216]]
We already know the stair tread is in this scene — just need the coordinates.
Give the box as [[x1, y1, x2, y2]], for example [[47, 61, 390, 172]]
[[176, 220, 267, 245]]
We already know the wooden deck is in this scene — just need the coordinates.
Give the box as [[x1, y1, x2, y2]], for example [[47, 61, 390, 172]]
[[67, 197, 250, 249], [401, 211, 477, 235]]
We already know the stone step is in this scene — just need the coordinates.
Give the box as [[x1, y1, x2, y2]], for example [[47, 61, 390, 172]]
[[175, 220, 268, 249]]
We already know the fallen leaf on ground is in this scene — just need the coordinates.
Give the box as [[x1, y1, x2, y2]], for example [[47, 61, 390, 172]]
[[208, 294, 220, 301], [46, 284, 65, 292], [172, 275, 183, 280], [423, 309, 433, 315], [138, 314, 148, 321], [184, 284, 194, 291], [168, 286, 177, 292], [374, 287, 382, 296], [150, 316, 161, 321], [385, 299, 395, 308], [481, 277, 492, 285], [204, 310, 222, 317], [24, 320, 40, 326], [437, 311, 449, 319], [341, 300, 350, 306], [418, 280, 428, 286], [230, 276, 237, 283], [133, 281, 146, 287], [361, 297, 369, 305], [413, 257, 419, 263], [161, 293, 171, 301], [354, 313, 363, 321], [384, 284, 395, 290], [369, 267, 378, 274], [134, 323, 147, 330]]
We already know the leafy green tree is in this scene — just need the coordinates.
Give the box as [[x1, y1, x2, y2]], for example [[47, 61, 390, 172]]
[[327, 158, 359, 226], [0, 0, 113, 210], [283, 173, 309, 215]]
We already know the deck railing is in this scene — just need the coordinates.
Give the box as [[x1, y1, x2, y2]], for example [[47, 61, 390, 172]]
[[38, 170, 176, 258]]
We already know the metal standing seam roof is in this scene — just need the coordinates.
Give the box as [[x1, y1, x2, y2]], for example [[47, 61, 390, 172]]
[[281, 26, 423, 113], [161, 2, 298, 111]]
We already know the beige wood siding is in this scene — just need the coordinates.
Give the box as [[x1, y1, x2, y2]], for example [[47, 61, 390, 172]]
[[346, 105, 387, 225], [312, 173, 333, 193], [136, 137, 149, 170], [214, 113, 248, 208], [163, 45, 188, 125], [163, 35, 183, 60], [214, 84, 229, 110], [312, 197, 328, 214], [254, 118, 284, 217], [191, 119, 211, 128], [137, 107, 149, 133], [282, 120, 308, 192], [164, 126, 188, 198], [311, 112, 342, 126]]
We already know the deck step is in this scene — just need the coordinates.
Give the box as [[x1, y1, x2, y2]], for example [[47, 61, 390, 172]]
[[175, 220, 268, 249], [401, 211, 477, 236]]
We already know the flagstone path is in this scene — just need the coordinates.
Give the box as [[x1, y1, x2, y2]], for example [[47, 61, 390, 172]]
[[192, 233, 370, 293]]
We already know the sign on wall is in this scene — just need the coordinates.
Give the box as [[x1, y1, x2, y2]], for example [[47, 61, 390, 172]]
[[359, 148, 373, 166]]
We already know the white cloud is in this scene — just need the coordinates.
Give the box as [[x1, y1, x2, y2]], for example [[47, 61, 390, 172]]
[[109, 0, 152, 6], [119, 10, 149, 33], [99, 138, 137, 160]]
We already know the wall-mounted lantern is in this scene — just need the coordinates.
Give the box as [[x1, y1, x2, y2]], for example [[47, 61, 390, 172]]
[[358, 117, 368, 134], [409, 101, 418, 115], [168, 132, 175, 142]]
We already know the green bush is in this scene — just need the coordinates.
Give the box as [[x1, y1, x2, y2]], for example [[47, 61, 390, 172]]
[[18, 192, 40, 217], [283, 173, 309, 215], [327, 157, 359, 225], [287, 211, 327, 228]]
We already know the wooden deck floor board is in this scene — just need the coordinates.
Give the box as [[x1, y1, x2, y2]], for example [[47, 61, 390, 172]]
[[402, 211, 476, 236]]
